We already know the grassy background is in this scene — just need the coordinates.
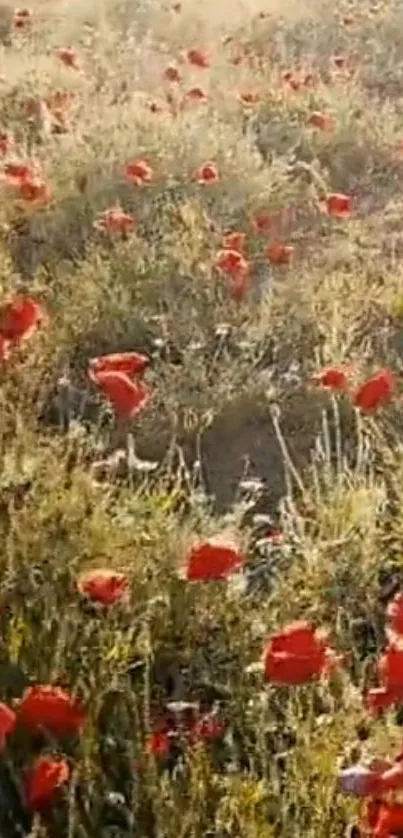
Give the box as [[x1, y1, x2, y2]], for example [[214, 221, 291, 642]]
[[1, 0, 403, 834]]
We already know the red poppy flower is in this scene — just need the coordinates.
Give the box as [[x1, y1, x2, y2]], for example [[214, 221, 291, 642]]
[[323, 193, 352, 218], [354, 370, 394, 412], [163, 65, 181, 83], [366, 646, 403, 713], [14, 8, 31, 29], [25, 756, 69, 811], [17, 176, 52, 204], [0, 132, 14, 155], [193, 161, 219, 184], [387, 592, 403, 636], [18, 685, 85, 737], [222, 232, 246, 253], [379, 645, 403, 691], [57, 47, 79, 69], [77, 569, 129, 605], [0, 702, 16, 751], [146, 731, 172, 757], [185, 542, 245, 581], [308, 111, 335, 131], [0, 295, 41, 344], [311, 366, 349, 391], [215, 248, 248, 276], [263, 622, 337, 685], [186, 49, 210, 69], [371, 802, 403, 837], [89, 351, 149, 380], [266, 242, 294, 265], [251, 211, 272, 235], [185, 87, 208, 104], [94, 207, 136, 234], [238, 91, 260, 107], [3, 161, 33, 185], [93, 370, 150, 418], [125, 160, 153, 186]]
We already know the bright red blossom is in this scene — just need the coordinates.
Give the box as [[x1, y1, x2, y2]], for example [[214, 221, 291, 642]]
[[125, 160, 153, 185], [354, 370, 395, 412], [26, 756, 70, 811], [263, 622, 338, 685], [323, 193, 352, 218], [311, 367, 349, 391], [185, 542, 245, 581], [77, 569, 129, 605], [0, 296, 42, 344], [18, 685, 85, 737], [89, 351, 149, 380], [93, 370, 150, 418], [215, 248, 248, 276]]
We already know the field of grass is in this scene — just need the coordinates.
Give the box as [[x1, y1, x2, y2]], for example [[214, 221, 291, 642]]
[[3, 0, 403, 835]]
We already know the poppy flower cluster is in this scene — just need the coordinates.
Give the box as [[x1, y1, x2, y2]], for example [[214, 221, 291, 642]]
[[3, 161, 51, 205], [262, 622, 340, 685], [89, 350, 151, 419], [214, 211, 296, 300], [0, 688, 83, 810], [312, 366, 395, 412]]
